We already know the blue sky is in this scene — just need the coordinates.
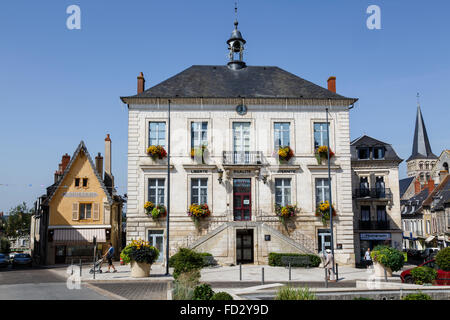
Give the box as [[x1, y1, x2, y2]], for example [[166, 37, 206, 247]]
[[0, 0, 449, 213]]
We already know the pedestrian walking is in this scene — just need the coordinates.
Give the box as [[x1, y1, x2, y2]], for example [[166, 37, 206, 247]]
[[103, 242, 117, 273], [364, 248, 373, 268], [324, 249, 336, 282]]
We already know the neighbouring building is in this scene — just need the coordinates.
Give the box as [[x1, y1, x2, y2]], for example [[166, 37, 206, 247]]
[[120, 18, 358, 266], [30, 135, 124, 265], [9, 236, 30, 253], [350, 135, 403, 263], [401, 187, 429, 250], [430, 150, 450, 184]]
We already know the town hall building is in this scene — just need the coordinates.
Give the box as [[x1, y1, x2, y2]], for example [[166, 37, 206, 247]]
[[121, 19, 358, 266]]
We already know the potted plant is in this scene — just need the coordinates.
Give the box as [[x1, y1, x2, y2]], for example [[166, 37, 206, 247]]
[[190, 145, 207, 162], [315, 201, 336, 224], [278, 146, 294, 163], [188, 204, 211, 228], [315, 146, 335, 165], [120, 239, 160, 278], [146, 145, 167, 160], [275, 204, 299, 226], [370, 245, 405, 277]]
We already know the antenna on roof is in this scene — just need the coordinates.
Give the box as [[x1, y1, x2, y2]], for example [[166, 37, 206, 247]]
[[417, 92, 420, 108], [234, 1, 238, 28]]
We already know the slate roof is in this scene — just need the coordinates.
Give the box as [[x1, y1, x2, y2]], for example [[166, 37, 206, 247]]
[[350, 135, 403, 162], [399, 177, 415, 198], [422, 175, 450, 210], [401, 188, 429, 216], [120, 65, 357, 103], [407, 105, 437, 161], [44, 141, 113, 206]]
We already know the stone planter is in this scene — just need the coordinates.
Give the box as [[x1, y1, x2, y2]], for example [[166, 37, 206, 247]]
[[130, 261, 151, 278], [373, 261, 392, 277]]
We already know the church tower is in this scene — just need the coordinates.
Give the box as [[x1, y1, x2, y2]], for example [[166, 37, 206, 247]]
[[406, 94, 438, 183]]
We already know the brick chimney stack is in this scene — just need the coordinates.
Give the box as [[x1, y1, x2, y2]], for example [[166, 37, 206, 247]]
[[61, 154, 71, 173], [137, 72, 145, 94], [327, 76, 336, 93], [95, 152, 103, 179], [427, 178, 435, 193], [414, 178, 421, 195]]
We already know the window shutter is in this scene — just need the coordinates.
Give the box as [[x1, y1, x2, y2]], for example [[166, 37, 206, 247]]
[[93, 203, 100, 221], [72, 203, 79, 221]]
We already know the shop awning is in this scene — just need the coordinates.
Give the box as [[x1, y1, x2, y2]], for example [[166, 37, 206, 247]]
[[53, 228, 106, 243], [425, 235, 435, 243]]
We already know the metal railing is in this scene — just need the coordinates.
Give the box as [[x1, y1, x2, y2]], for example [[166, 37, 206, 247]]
[[223, 151, 263, 165], [353, 188, 392, 200], [358, 220, 391, 230]]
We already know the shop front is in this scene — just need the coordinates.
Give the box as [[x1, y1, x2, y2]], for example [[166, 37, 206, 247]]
[[359, 232, 391, 259]]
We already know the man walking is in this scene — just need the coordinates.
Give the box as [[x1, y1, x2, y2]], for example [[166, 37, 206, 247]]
[[364, 248, 373, 268], [103, 242, 117, 273], [324, 249, 336, 282]]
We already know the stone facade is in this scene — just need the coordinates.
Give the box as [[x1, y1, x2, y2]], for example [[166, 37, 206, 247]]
[[126, 103, 356, 266]]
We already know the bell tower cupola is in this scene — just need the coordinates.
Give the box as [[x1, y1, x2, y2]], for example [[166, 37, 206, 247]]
[[227, 4, 246, 70]]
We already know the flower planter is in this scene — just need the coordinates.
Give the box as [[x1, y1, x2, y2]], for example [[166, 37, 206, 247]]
[[130, 261, 151, 278], [373, 261, 392, 277]]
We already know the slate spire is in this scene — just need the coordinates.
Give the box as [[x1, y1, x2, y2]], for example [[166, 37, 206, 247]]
[[407, 93, 437, 161]]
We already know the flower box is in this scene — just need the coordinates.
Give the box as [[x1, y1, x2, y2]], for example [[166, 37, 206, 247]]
[[147, 145, 167, 160]]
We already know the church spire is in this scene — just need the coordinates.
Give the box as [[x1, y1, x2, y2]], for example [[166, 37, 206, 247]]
[[407, 93, 437, 161], [227, 2, 246, 70]]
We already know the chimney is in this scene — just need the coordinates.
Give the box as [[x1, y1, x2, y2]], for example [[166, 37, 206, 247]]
[[61, 154, 71, 173], [137, 72, 145, 94], [427, 178, 435, 193], [414, 178, 421, 195], [327, 76, 336, 93], [95, 153, 104, 179]]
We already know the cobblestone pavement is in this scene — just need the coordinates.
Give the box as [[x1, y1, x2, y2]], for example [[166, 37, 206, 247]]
[[88, 281, 169, 300]]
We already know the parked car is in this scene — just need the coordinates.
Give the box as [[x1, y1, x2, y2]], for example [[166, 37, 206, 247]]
[[401, 259, 450, 285], [11, 253, 32, 268], [0, 254, 9, 268]]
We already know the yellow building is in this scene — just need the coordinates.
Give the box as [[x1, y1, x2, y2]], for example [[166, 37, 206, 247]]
[[34, 136, 123, 265]]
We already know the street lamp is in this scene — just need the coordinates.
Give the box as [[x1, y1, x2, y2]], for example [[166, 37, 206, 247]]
[[325, 105, 335, 276], [165, 99, 171, 276]]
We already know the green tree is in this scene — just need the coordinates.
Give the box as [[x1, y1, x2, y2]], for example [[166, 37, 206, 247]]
[[5, 202, 33, 241]]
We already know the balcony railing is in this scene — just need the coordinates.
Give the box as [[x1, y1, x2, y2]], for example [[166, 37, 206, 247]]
[[358, 220, 391, 230], [223, 151, 263, 165], [353, 188, 392, 200]]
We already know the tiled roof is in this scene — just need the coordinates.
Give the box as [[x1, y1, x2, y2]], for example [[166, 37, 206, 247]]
[[399, 177, 415, 198], [121, 65, 357, 103]]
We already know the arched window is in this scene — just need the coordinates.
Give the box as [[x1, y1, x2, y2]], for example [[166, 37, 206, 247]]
[[425, 162, 429, 170], [419, 162, 424, 170], [444, 162, 449, 173]]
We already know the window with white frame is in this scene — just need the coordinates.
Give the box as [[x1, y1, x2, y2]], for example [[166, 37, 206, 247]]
[[191, 178, 208, 205], [274, 122, 290, 148], [191, 122, 208, 148], [149, 122, 166, 147], [148, 178, 165, 205], [275, 178, 292, 207], [314, 122, 329, 149], [315, 178, 330, 205], [79, 203, 92, 220]]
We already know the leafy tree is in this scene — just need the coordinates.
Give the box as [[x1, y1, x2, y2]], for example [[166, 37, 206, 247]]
[[0, 237, 10, 254], [5, 202, 33, 241], [436, 247, 450, 271]]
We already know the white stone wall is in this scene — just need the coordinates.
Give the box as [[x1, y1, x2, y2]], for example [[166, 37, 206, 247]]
[[127, 103, 355, 265]]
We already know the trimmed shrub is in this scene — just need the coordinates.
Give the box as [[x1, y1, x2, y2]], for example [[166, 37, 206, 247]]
[[211, 292, 234, 300], [170, 248, 205, 279], [371, 245, 405, 272], [192, 283, 214, 300], [275, 286, 316, 300], [268, 253, 321, 268], [410, 266, 437, 285], [402, 292, 432, 300], [169, 249, 215, 269], [436, 247, 450, 271]]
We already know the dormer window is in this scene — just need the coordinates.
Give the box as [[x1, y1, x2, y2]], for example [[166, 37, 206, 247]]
[[357, 147, 370, 160], [75, 178, 80, 187], [82, 178, 88, 187], [373, 147, 385, 159]]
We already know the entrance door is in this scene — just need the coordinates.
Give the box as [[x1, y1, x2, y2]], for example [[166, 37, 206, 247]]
[[148, 230, 164, 262], [233, 179, 251, 221], [318, 229, 331, 254], [236, 229, 254, 264], [55, 245, 66, 264]]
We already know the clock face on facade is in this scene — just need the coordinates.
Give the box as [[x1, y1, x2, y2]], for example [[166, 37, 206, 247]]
[[236, 104, 247, 115]]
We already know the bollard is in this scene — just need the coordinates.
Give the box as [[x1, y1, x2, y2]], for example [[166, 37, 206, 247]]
[[335, 263, 339, 282], [262, 267, 265, 285], [71, 259, 73, 276], [289, 262, 291, 281], [324, 268, 328, 288], [239, 263, 242, 281], [384, 268, 388, 282], [79, 259, 82, 277]]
